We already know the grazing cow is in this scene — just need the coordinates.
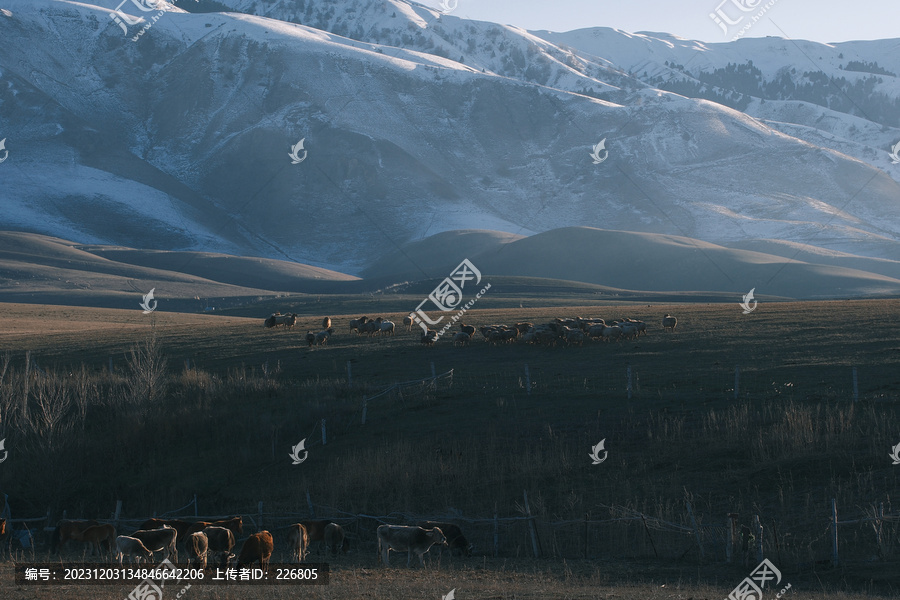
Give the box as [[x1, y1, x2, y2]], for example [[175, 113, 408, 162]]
[[403, 314, 414, 331], [183, 521, 212, 540], [287, 523, 309, 563], [115, 536, 153, 565], [52, 519, 100, 553], [324, 523, 345, 556], [186, 532, 208, 568], [202, 526, 235, 564], [662, 314, 677, 332], [377, 525, 447, 567], [131, 525, 178, 563], [418, 521, 473, 557], [232, 531, 274, 569], [211, 516, 243, 536], [137, 519, 192, 543], [299, 520, 349, 555], [323, 317, 332, 329], [73, 524, 117, 557]]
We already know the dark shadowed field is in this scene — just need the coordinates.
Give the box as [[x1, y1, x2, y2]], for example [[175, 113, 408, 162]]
[[0, 298, 899, 599]]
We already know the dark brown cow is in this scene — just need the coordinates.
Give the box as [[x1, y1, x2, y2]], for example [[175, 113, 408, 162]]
[[287, 523, 309, 563], [299, 520, 349, 555], [211, 516, 243, 536], [182, 521, 212, 540], [232, 531, 274, 569], [186, 532, 208, 568], [73, 524, 117, 557], [52, 519, 100, 553], [418, 521, 472, 557], [202, 526, 235, 564], [377, 525, 447, 567], [323, 523, 344, 556], [137, 519, 192, 543], [131, 525, 178, 563]]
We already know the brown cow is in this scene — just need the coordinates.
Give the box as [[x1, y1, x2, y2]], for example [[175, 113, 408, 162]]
[[231, 531, 274, 569], [186, 532, 208, 568], [287, 523, 309, 563], [183, 516, 242, 541], [299, 520, 349, 555], [52, 519, 100, 554], [138, 519, 192, 543], [418, 521, 473, 557], [130, 525, 178, 563], [324, 523, 345, 556], [73, 524, 117, 557]]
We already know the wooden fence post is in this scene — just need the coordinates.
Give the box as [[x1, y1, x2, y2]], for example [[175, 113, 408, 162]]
[[113, 500, 122, 530], [524, 364, 531, 395], [686, 501, 704, 560], [493, 507, 499, 558], [523, 490, 540, 558], [852, 367, 858, 402], [726, 513, 738, 563], [831, 499, 839, 566], [258, 501, 264, 532], [734, 366, 741, 400]]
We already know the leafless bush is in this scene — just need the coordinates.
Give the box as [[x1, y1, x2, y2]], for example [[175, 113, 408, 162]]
[[124, 332, 168, 415]]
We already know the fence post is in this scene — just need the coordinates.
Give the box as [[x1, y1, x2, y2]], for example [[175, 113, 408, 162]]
[[361, 397, 368, 425], [523, 490, 541, 558], [726, 513, 738, 563], [493, 507, 499, 558], [852, 367, 858, 402], [583, 513, 588, 558], [524, 364, 531, 395], [734, 366, 741, 400], [753, 514, 763, 564], [113, 500, 122, 530], [831, 499, 839, 566], [686, 501, 704, 560], [258, 501, 264, 532], [306, 491, 315, 518], [321, 419, 326, 445], [347, 361, 352, 386], [626, 364, 633, 400]]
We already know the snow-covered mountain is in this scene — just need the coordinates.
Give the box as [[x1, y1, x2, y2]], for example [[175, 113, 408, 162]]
[[1, 0, 898, 281]]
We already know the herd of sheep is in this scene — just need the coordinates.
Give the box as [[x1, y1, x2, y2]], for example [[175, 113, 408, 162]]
[[264, 312, 679, 347]]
